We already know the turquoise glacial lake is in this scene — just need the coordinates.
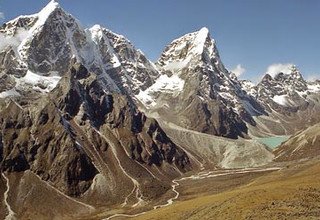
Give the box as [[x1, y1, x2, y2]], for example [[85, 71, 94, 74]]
[[256, 136, 290, 149]]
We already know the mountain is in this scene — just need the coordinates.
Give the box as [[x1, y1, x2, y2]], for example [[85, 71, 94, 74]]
[[136, 27, 265, 139], [0, 0, 158, 99], [2, 1, 319, 140], [241, 66, 320, 136], [0, 60, 192, 205]]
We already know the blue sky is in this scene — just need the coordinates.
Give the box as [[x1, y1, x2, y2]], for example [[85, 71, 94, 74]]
[[0, 0, 319, 81]]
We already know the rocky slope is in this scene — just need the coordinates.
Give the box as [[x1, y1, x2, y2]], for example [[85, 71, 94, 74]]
[[0, 61, 190, 190], [158, 120, 274, 169], [274, 122, 320, 161]]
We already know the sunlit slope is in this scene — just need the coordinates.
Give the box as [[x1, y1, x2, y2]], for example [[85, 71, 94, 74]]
[[274, 123, 320, 161], [135, 159, 320, 220]]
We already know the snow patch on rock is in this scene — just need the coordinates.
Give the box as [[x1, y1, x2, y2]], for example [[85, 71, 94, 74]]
[[308, 83, 320, 92], [136, 74, 185, 107], [272, 95, 288, 106], [15, 70, 61, 93], [0, 88, 20, 98]]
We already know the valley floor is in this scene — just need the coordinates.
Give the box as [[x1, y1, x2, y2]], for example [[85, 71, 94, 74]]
[[1, 158, 319, 220], [131, 158, 320, 220]]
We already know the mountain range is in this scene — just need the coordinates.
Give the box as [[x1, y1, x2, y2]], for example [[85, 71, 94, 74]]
[[0, 1, 319, 219]]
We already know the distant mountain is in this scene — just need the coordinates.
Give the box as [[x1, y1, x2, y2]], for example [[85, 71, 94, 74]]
[[241, 66, 320, 136]]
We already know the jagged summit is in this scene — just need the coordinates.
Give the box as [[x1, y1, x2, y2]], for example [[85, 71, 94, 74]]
[[263, 65, 303, 81], [38, 0, 61, 17], [157, 27, 226, 73], [258, 65, 307, 95], [0, 2, 158, 97], [261, 73, 273, 82], [187, 27, 210, 55]]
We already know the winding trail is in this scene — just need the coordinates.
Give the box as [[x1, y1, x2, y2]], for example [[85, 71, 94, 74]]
[[2, 173, 16, 220], [153, 179, 179, 209], [104, 167, 281, 219], [153, 167, 281, 209]]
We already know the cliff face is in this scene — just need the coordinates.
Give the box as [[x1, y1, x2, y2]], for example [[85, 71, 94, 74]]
[[0, 63, 191, 201], [0, 99, 98, 196]]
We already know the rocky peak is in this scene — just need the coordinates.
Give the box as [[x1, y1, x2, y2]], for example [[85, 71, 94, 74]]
[[274, 65, 304, 83], [88, 24, 159, 94], [35, 0, 61, 22], [0, 0, 85, 77], [185, 27, 211, 57], [253, 65, 314, 112], [259, 65, 307, 94], [261, 73, 273, 83], [136, 28, 266, 138], [154, 28, 255, 104], [0, 2, 160, 99], [157, 27, 226, 74], [0, 1, 61, 36]]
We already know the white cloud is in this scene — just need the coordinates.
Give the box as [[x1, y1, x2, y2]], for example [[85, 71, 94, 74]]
[[306, 74, 319, 81], [0, 12, 4, 20], [266, 63, 294, 77], [231, 64, 246, 77]]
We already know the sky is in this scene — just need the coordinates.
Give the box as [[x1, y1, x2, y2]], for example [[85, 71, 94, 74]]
[[0, 0, 319, 82]]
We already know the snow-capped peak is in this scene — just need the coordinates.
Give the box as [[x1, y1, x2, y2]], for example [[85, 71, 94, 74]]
[[157, 27, 218, 73], [256, 64, 310, 108], [192, 27, 210, 54], [89, 24, 104, 40], [27, 0, 61, 34], [38, 0, 60, 18], [198, 26, 209, 35], [261, 65, 304, 83], [269, 65, 304, 83], [90, 24, 103, 31]]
